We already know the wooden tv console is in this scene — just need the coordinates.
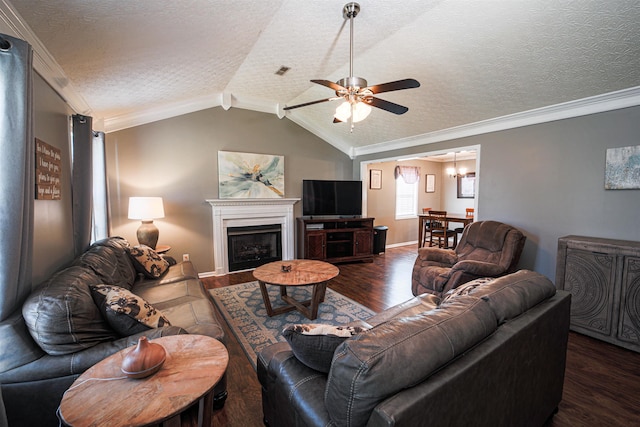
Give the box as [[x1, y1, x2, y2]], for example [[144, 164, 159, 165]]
[[297, 217, 374, 264]]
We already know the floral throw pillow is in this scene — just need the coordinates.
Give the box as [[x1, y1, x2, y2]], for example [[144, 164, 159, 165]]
[[90, 284, 171, 336], [128, 245, 170, 279], [282, 323, 371, 373]]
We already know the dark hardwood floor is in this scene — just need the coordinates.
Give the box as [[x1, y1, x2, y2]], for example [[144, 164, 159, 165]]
[[202, 245, 640, 427]]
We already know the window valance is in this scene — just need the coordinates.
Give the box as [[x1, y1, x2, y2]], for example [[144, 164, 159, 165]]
[[394, 166, 421, 184]]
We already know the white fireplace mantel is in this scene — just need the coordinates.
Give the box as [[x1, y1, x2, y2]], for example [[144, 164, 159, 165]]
[[206, 198, 299, 275]]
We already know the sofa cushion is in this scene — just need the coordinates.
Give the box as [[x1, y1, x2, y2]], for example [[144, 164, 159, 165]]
[[133, 278, 206, 307], [22, 266, 118, 356], [157, 298, 225, 340], [90, 284, 171, 336], [132, 261, 200, 288], [73, 237, 137, 290], [446, 269, 556, 323], [325, 296, 497, 427], [283, 324, 371, 373], [128, 245, 170, 279]]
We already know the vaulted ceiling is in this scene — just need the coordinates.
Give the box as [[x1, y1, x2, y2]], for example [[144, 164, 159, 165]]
[[3, 0, 640, 157]]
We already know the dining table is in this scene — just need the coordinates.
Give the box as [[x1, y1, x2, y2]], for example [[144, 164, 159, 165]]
[[418, 213, 474, 248]]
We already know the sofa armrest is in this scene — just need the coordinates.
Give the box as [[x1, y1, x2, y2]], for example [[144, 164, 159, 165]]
[[0, 326, 186, 384], [257, 342, 332, 427]]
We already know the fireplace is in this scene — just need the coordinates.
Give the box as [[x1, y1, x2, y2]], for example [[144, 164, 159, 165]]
[[227, 224, 282, 272], [206, 198, 299, 275]]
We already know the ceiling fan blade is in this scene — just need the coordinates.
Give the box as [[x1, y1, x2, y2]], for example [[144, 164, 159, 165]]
[[311, 79, 347, 92], [368, 97, 409, 115], [283, 97, 340, 111], [367, 79, 420, 94]]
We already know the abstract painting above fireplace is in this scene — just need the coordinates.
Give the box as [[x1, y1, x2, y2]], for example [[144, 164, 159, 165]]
[[218, 151, 285, 198]]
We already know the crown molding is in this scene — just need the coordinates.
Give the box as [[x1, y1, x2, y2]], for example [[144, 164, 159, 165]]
[[103, 94, 222, 133], [354, 86, 640, 157], [104, 92, 284, 133], [0, 0, 92, 115]]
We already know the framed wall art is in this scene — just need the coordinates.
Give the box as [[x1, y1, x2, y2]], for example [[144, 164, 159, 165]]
[[457, 172, 476, 199], [35, 138, 62, 200], [218, 151, 284, 198], [425, 174, 435, 193], [370, 169, 382, 189], [605, 145, 640, 189]]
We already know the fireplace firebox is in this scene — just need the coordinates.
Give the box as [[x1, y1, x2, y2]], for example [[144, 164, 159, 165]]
[[227, 224, 282, 272]]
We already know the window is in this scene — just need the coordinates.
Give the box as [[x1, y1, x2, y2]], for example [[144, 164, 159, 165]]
[[91, 131, 109, 242], [395, 175, 418, 219]]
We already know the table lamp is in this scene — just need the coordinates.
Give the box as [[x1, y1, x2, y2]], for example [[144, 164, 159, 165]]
[[128, 197, 165, 249]]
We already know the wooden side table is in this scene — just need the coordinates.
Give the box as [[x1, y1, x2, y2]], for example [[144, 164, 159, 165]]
[[253, 260, 339, 320], [59, 335, 228, 427]]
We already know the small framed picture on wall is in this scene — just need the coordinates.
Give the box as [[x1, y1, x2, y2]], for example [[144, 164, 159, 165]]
[[457, 172, 476, 198], [425, 174, 435, 193], [370, 169, 382, 189]]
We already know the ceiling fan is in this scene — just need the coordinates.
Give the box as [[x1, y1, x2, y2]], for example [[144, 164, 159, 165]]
[[283, 2, 420, 127]]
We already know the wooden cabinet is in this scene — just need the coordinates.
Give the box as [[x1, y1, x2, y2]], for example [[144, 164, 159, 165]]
[[556, 235, 640, 353], [297, 217, 374, 263]]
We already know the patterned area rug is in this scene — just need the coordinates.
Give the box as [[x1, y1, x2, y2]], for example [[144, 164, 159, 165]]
[[209, 281, 375, 369]]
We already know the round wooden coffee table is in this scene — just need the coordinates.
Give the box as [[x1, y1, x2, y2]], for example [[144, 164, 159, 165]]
[[253, 259, 340, 320], [59, 334, 228, 427]]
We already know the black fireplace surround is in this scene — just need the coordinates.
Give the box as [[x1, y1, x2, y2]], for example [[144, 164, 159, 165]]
[[227, 224, 282, 272]]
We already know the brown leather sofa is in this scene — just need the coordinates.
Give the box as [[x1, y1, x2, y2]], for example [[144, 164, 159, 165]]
[[258, 270, 571, 427], [0, 237, 227, 427], [412, 220, 526, 297]]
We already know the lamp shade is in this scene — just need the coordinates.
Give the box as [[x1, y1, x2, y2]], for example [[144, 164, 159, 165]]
[[128, 197, 165, 220]]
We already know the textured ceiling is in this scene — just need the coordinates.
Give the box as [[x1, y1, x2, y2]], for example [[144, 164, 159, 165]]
[[5, 0, 640, 156]]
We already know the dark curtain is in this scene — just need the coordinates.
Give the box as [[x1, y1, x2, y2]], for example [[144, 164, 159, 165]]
[[0, 34, 34, 319], [71, 115, 93, 258]]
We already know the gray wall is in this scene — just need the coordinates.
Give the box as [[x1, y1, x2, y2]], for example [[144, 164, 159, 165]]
[[355, 106, 640, 280], [105, 107, 353, 273], [32, 74, 75, 288]]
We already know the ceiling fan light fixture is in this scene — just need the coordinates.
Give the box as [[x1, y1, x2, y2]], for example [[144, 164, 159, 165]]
[[282, 2, 419, 124], [334, 100, 371, 123]]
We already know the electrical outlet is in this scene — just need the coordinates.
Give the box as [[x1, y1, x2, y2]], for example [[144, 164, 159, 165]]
[[182, 253, 190, 262]]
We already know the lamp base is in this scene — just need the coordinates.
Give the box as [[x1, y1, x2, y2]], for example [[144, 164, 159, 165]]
[[137, 220, 159, 249]]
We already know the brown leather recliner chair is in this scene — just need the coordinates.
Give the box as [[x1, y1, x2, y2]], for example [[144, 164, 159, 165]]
[[412, 220, 526, 297]]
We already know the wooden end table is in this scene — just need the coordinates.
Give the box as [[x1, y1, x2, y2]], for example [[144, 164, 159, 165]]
[[59, 335, 228, 427], [253, 260, 339, 320]]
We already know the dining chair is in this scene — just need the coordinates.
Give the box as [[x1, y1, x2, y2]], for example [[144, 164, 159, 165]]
[[421, 208, 432, 247], [428, 211, 457, 249]]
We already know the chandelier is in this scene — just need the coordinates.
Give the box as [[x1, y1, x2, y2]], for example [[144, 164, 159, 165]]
[[446, 152, 467, 178]]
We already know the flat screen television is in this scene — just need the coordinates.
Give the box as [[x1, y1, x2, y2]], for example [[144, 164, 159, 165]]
[[302, 179, 363, 217]]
